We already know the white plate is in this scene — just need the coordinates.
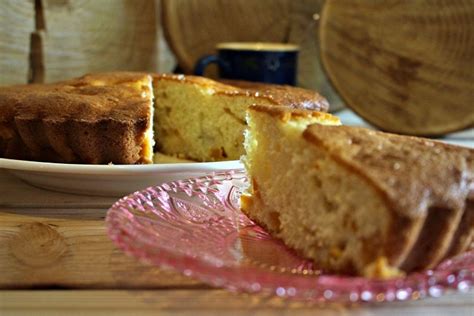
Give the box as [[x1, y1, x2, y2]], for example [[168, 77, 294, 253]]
[[0, 158, 243, 197]]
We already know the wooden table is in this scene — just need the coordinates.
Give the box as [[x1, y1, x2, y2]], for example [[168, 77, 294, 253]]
[[1, 110, 473, 315]]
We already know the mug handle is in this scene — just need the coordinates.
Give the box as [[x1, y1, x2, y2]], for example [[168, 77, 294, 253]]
[[193, 55, 226, 76]]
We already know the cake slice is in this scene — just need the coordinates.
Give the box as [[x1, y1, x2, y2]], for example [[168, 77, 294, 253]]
[[0, 72, 154, 164], [241, 104, 474, 277], [152, 74, 329, 162]]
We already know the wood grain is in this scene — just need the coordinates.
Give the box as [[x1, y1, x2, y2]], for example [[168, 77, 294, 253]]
[[320, 0, 474, 135], [0, 171, 116, 209], [0, 290, 348, 316], [35, 0, 159, 83], [287, 0, 344, 110], [161, 0, 345, 110], [156, 0, 177, 74], [0, 1, 35, 85], [0, 207, 199, 289], [1, 290, 473, 315]]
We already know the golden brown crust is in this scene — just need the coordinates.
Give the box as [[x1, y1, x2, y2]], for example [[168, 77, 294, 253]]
[[401, 206, 464, 271], [303, 125, 474, 219], [154, 74, 329, 112], [303, 124, 474, 270], [248, 104, 339, 124], [384, 215, 425, 268], [0, 72, 152, 122], [446, 200, 474, 257], [0, 72, 153, 164]]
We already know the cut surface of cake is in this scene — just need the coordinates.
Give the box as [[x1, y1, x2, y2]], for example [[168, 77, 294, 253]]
[[152, 74, 329, 162], [0, 72, 154, 164], [241, 104, 474, 278]]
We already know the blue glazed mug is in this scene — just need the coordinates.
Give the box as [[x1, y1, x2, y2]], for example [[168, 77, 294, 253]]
[[194, 42, 299, 86]]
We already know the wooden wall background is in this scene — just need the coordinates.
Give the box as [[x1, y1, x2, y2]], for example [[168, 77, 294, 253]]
[[0, 0, 176, 85], [1, 1, 35, 85]]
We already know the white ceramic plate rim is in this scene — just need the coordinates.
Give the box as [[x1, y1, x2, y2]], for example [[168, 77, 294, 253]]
[[0, 158, 243, 175]]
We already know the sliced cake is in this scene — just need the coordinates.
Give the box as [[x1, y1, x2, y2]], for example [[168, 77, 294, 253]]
[[0, 72, 154, 164], [0, 72, 329, 164], [152, 74, 329, 161], [241, 104, 474, 277]]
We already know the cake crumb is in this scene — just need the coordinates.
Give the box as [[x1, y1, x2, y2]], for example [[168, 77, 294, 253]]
[[363, 257, 405, 279]]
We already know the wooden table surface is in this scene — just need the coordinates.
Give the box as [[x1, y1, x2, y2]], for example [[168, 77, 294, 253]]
[[1, 110, 473, 315]]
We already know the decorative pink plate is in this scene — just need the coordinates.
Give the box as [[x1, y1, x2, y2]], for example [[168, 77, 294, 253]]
[[106, 169, 473, 303]]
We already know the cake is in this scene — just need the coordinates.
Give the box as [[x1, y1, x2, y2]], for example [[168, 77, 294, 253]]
[[0, 72, 154, 164], [241, 104, 474, 277], [0, 72, 329, 164], [152, 74, 328, 161]]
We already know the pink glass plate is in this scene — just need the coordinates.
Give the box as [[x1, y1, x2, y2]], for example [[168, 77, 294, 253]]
[[106, 169, 474, 303]]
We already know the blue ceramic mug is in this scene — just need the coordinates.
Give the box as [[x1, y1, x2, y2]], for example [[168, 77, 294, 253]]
[[194, 42, 299, 86]]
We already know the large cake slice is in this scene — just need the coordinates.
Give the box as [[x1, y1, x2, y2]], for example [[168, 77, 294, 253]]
[[0, 72, 154, 164], [152, 74, 329, 161], [241, 104, 474, 277]]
